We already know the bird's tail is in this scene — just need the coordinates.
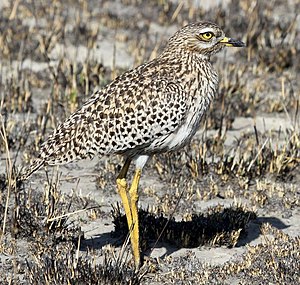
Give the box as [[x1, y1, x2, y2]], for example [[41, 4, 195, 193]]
[[18, 159, 45, 181]]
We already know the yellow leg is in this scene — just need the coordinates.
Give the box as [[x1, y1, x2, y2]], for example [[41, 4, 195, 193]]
[[116, 160, 142, 268], [116, 178, 133, 233], [128, 169, 142, 268]]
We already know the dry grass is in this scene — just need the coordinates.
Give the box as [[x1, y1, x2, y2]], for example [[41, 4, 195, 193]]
[[151, 223, 300, 285], [0, 0, 299, 284]]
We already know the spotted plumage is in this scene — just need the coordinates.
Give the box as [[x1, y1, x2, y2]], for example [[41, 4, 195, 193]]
[[23, 22, 233, 176], [20, 21, 245, 268]]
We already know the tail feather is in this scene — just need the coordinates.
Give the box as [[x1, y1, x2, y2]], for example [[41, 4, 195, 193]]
[[19, 95, 102, 180], [19, 159, 45, 181]]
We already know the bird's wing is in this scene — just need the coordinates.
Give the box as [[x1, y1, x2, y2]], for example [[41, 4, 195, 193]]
[[19, 110, 98, 180], [28, 67, 188, 167], [87, 74, 189, 156]]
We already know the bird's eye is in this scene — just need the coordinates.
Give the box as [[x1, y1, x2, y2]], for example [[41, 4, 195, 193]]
[[200, 32, 214, 41]]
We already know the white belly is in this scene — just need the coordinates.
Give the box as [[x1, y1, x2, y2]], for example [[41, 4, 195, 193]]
[[165, 123, 198, 150]]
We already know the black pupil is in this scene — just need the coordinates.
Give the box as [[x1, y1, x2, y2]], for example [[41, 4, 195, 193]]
[[205, 33, 211, 37]]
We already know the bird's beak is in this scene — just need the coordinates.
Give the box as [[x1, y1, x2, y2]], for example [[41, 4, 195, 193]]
[[219, 37, 245, 47]]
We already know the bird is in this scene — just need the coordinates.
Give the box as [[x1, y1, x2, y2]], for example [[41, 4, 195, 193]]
[[20, 21, 245, 269]]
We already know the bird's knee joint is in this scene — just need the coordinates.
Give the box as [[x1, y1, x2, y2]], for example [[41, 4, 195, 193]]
[[116, 178, 127, 190]]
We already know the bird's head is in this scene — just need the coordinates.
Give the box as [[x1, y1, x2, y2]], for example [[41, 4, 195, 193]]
[[167, 21, 245, 57]]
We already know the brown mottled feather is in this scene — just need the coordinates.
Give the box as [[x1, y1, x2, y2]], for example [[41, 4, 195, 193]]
[[20, 21, 231, 180]]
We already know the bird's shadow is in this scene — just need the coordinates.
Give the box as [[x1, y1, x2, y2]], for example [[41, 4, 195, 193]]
[[236, 216, 288, 246], [80, 206, 289, 258]]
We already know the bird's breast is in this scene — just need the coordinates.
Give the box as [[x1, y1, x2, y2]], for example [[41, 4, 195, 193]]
[[148, 71, 217, 153], [159, 97, 208, 151]]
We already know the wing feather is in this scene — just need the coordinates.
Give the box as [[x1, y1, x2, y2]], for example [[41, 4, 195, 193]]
[[28, 59, 188, 167]]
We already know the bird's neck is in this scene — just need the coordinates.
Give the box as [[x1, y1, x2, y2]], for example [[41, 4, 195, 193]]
[[158, 48, 213, 80], [158, 48, 218, 103], [161, 46, 211, 62]]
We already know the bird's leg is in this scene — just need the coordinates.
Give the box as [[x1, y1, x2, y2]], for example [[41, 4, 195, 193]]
[[128, 168, 142, 268], [116, 159, 133, 233], [117, 158, 131, 180], [116, 159, 142, 268]]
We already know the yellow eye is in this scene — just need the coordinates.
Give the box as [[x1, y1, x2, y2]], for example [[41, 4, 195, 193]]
[[200, 32, 214, 40]]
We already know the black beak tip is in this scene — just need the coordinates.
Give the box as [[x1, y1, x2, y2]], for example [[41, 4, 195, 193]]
[[230, 39, 246, 47]]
